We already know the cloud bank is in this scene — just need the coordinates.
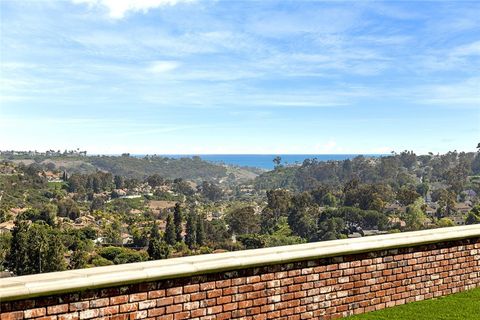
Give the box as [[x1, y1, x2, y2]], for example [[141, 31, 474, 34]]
[[72, 0, 194, 19]]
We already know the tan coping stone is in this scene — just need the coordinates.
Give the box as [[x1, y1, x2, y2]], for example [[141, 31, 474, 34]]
[[1, 225, 479, 302]]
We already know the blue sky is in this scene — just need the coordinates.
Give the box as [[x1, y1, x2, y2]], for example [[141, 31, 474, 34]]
[[0, 0, 479, 154]]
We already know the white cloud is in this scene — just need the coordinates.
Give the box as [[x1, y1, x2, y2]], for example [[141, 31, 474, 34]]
[[72, 0, 194, 19], [416, 78, 480, 108], [452, 41, 480, 57], [149, 61, 180, 73]]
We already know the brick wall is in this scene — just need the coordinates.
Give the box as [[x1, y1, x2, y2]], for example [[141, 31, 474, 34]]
[[1, 238, 479, 320]]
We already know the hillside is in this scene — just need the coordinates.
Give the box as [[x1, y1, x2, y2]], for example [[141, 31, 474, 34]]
[[1, 154, 232, 181], [254, 151, 480, 193]]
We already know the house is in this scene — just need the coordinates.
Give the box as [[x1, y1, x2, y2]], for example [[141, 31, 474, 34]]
[[388, 217, 406, 228], [43, 171, 62, 182], [0, 221, 15, 234], [425, 205, 437, 216], [451, 216, 464, 225], [148, 200, 177, 215], [385, 202, 406, 214], [121, 233, 133, 245], [454, 202, 472, 215]]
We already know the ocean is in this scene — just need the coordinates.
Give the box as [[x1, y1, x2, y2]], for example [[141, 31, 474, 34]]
[[157, 154, 385, 170]]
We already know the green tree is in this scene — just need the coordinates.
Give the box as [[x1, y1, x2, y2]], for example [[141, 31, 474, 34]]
[[147, 222, 170, 260], [237, 234, 266, 249], [185, 212, 197, 249], [90, 197, 105, 212], [104, 221, 122, 245], [9, 220, 30, 275], [273, 156, 282, 169], [131, 226, 149, 247], [98, 246, 148, 264], [288, 193, 317, 240], [344, 184, 393, 211], [10, 221, 66, 275], [173, 179, 195, 196], [322, 192, 337, 207], [437, 218, 455, 228], [416, 182, 430, 198], [69, 241, 90, 269], [199, 181, 223, 201], [262, 217, 305, 247], [114, 175, 124, 189], [261, 189, 291, 234], [226, 206, 260, 235], [317, 217, 346, 241], [91, 256, 113, 267], [150, 222, 160, 239], [204, 219, 231, 244], [146, 174, 164, 188], [196, 215, 205, 246], [465, 206, 480, 225], [148, 239, 170, 260], [173, 203, 183, 242], [399, 150, 417, 169], [404, 198, 427, 231], [57, 198, 81, 220], [39, 204, 57, 226], [164, 214, 176, 245], [0, 232, 12, 271], [433, 189, 456, 218], [397, 186, 421, 206], [472, 153, 480, 175]]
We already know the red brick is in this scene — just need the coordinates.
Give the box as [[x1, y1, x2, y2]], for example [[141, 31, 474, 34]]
[[147, 308, 165, 317], [36, 317, 57, 320], [90, 298, 109, 308], [110, 295, 129, 305], [57, 313, 79, 320], [173, 311, 190, 320], [47, 304, 69, 315], [141, 289, 160, 299], [166, 287, 182, 296], [216, 296, 232, 305], [79, 309, 99, 320], [216, 280, 232, 288], [191, 308, 206, 317], [207, 289, 222, 298], [1, 311, 24, 320], [238, 300, 253, 309], [130, 293, 148, 302], [200, 282, 215, 291], [223, 302, 238, 311], [183, 284, 199, 293], [157, 297, 174, 307], [165, 304, 182, 314], [238, 284, 254, 293], [207, 306, 222, 315], [190, 292, 206, 301], [119, 303, 138, 313], [99, 306, 119, 316], [129, 310, 147, 319], [24, 308, 46, 319], [223, 287, 237, 295], [138, 300, 157, 310]]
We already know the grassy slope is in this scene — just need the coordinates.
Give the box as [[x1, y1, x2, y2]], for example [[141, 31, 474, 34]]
[[347, 288, 480, 320]]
